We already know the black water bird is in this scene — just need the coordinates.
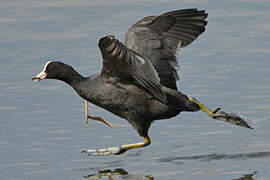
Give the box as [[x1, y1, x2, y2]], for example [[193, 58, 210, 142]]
[[32, 9, 252, 155]]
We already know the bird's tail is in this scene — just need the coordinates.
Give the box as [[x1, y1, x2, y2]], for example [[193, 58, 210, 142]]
[[162, 86, 253, 129], [161, 86, 200, 112]]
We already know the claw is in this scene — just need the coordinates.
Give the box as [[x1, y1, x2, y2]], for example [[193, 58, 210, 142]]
[[212, 107, 221, 114]]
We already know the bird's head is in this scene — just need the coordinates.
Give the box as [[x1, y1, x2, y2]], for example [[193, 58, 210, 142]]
[[32, 61, 72, 82]]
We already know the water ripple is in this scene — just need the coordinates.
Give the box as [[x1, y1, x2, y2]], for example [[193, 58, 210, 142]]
[[158, 151, 270, 163]]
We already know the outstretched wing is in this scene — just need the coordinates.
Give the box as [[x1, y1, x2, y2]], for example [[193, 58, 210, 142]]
[[98, 35, 167, 104], [125, 9, 208, 89]]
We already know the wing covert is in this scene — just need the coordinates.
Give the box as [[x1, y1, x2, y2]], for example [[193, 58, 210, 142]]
[[98, 35, 167, 104]]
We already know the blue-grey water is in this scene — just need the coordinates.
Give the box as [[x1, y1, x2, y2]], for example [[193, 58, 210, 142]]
[[1, 0, 270, 180]]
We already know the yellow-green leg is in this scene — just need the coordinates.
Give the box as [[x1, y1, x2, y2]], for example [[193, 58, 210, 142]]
[[120, 136, 151, 151], [85, 100, 89, 126], [84, 100, 116, 129], [82, 136, 151, 155], [188, 97, 253, 129], [188, 97, 215, 118]]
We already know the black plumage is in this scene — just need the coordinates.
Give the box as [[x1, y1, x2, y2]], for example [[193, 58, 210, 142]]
[[32, 9, 252, 155]]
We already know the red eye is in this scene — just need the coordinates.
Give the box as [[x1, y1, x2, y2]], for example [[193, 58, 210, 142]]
[[46, 64, 53, 71]]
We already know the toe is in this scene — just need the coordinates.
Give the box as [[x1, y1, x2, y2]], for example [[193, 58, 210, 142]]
[[82, 146, 126, 156]]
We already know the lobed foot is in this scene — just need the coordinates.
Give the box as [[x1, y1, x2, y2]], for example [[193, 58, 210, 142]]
[[87, 115, 117, 129], [85, 100, 117, 129], [81, 136, 150, 156], [189, 97, 253, 129], [212, 108, 253, 129], [81, 146, 127, 156]]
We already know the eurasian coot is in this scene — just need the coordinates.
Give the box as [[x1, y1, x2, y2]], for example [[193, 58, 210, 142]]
[[32, 9, 252, 156]]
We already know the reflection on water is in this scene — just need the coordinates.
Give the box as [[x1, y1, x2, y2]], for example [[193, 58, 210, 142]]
[[83, 168, 256, 180], [84, 168, 153, 180], [232, 172, 257, 180]]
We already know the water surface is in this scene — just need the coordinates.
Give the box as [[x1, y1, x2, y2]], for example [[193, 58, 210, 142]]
[[1, 0, 270, 179]]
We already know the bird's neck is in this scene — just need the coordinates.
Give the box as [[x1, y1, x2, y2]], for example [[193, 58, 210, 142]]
[[61, 69, 88, 99], [63, 70, 99, 102], [59, 67, 85, 87]]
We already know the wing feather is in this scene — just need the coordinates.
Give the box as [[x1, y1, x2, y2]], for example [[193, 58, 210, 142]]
[[125, 9, 207, 89], [98, 35, 167, 104]]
